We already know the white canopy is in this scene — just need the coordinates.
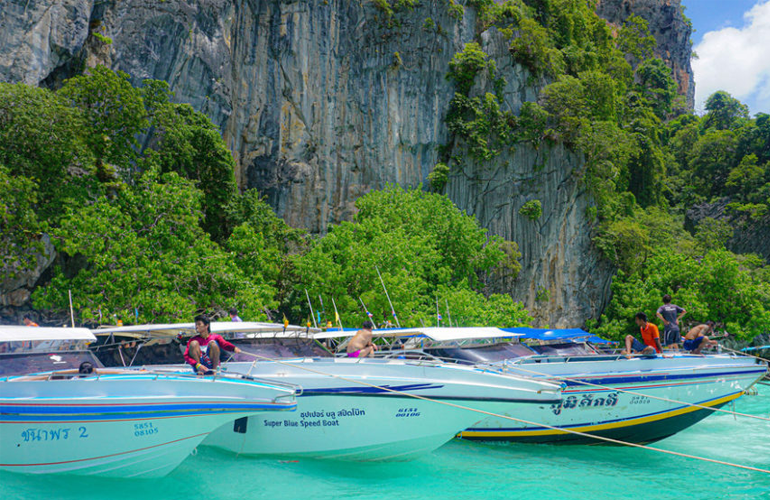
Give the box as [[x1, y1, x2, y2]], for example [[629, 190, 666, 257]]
[[315, 327, 523, 342], [0, 326, 96, 343], [93, 321, 318, 338]]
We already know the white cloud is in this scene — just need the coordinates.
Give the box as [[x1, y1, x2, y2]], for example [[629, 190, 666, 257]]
[[693, 0, 770, 114]]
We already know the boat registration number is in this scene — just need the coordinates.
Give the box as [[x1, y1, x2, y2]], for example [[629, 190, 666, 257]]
[[134, 422, 159, 437]]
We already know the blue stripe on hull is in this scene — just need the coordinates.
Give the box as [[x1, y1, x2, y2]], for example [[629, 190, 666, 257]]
[[556, 367, 767, 387], [0, 402, 296, 422]]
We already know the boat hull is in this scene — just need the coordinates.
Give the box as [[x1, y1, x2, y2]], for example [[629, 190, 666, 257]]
[[176, 359, 562, 461], [459, 355, 767, 444], [0, 373, 297, 477], [208, 395, 519, 461]]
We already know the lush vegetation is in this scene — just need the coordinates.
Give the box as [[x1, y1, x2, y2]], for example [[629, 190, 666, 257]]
[[0, 67, 527, 326], [439, 0, 770, 339], [294, 185, 529, 328], [0, 69, 297, 324]]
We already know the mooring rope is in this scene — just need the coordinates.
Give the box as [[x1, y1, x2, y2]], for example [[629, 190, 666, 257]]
[[719, 344, 770, 365], [234, 350, 770, 476]]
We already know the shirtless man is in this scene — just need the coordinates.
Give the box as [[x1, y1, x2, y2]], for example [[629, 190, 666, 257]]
[[347, 321, 377, 358], [683, 321, 718, 354]]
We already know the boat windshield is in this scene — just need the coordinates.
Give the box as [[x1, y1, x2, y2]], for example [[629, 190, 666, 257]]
[[527, 342, 597, 356], [424, 342, 535, 363], [0, 350, 104, 377], [228, 338, 333, 360]]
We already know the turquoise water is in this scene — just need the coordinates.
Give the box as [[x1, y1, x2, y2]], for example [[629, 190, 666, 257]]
[[3, 387, 770, 500]]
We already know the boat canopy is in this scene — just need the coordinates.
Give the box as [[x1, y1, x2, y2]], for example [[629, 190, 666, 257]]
[[93, 322, 317, 338], [501, 327, 614, 344], [316, 327, 523, 342], [317, 326, 614, 344], [0, 326, 96, 343]]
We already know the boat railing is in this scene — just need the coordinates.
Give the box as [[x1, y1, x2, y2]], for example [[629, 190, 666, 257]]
[[4, 367, 303, 399]]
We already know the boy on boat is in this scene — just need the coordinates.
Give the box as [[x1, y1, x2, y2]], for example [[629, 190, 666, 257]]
[[347, 321, 377, 358], [683, 321, 718, 354], [656, 294, 686, 349], [184, 315, 241, 374], [623, 312, 663, 355]]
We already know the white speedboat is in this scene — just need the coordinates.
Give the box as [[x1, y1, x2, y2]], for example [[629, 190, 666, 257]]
[[333, 327, 768, 444], [91, 323, 564, 461], [0, 326, 299, 477]]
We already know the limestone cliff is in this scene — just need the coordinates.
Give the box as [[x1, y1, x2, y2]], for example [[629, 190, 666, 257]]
[[595, 0, 695, 108], [0, 0, 693, 326]]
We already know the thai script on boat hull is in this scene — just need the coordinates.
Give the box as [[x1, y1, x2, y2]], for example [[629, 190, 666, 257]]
[[550, 393, 619, 415]]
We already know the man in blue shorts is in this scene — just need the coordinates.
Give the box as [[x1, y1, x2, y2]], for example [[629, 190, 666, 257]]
[[683, 321, 717, 354]]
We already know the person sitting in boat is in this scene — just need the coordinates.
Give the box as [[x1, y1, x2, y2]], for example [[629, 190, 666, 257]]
[[623, 312, 663, 355], [683, 321, 718, 354], [347, 321, 377, 358], [22, 314, 39, 327], [184, 315, 241, 374]]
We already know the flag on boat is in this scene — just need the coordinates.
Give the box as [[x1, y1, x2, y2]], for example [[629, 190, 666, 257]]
[[366, 311, 373, 318], [437, 313, 443, 321]]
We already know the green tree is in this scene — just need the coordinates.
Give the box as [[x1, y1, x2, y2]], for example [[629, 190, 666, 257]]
[[688, 129, 738, 197], [617, 14, 656, 67], [0, 83, 97, 219], [33, 169, 276, 324], [510, 18, 565, 77], [447, 43, 491, 95], [0, 166, 47, 280], [144, 93, 239, 242], [59, 66, 148, 179], [636, 58, 678, 119], [703, 91, 749, 131], [294, 186, 515, 327]]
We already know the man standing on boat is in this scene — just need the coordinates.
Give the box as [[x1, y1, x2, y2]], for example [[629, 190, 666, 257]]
[[683, 321, 718, 354], [229, 307, 242, 322], [623, 312, 663, 355], [184, 315, 241, 374], [347, 321, 377, 358], [656, 295, 686, 349]]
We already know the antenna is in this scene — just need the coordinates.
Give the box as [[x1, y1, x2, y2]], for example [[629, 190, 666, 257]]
[[331, 297, 344, 331], [305, 289, 318, 329], [376, 267, 401, 328], [359, 296, 376, 329]]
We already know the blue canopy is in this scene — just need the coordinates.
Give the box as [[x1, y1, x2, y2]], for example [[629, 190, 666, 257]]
[[501, 327, 615, 344]]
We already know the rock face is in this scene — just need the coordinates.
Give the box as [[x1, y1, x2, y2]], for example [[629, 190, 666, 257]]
[[0, 234, 56, 320], [595, 0, 695, 108], [0, 0, 694, 326], [0, 0, 94, 86]]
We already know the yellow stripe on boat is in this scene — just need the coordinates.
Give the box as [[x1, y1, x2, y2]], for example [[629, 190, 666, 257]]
[[459, 392, 744, 438]]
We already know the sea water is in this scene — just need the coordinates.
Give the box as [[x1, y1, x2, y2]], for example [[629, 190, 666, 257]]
[[3, 386, 770, 500]]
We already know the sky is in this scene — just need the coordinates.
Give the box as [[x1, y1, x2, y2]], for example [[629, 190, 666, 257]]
[[687, 0, 770, 115]]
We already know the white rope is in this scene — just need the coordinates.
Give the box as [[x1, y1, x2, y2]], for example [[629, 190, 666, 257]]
[[501, 360, 770, 423], [234, 351, 770, 476]]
